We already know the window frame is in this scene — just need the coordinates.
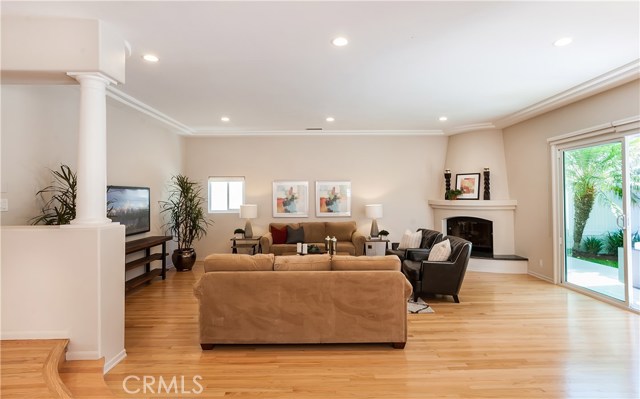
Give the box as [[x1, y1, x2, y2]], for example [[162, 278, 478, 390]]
[[207, 176, 245, 214]]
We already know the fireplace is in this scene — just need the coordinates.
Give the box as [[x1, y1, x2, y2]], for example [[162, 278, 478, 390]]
[[446, 217, 493, 258]]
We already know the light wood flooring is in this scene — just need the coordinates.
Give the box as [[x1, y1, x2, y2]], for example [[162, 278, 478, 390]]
[[101, 263, 639, 399]]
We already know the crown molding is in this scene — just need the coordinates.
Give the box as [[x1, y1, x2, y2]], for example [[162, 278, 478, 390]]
[[106, 86, 195, 134], [445, 123, 497, 135], [494, 59, 640, 129], [189, 129, 444, 137]]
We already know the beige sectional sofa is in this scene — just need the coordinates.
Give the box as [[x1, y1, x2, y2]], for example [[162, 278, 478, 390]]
[[194, 253, 412, 349], [259, 221, 366, 256]]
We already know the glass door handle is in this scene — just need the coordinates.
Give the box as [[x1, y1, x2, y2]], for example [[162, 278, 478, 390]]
[[617, 214, 627, 229]]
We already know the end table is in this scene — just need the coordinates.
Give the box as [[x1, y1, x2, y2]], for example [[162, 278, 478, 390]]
[[230, 236, 262, 254], [364, 239, 389, 256]]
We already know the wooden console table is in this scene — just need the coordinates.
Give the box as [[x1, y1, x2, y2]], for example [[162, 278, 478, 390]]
[[125, 235, 172, 292]]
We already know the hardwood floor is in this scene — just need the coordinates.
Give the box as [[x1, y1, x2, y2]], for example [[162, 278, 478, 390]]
[[104, 263, 640, 398], [0, 339, 73, 398]]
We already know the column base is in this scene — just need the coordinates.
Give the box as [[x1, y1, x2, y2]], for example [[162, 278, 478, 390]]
[[69, 218, 114, 226]]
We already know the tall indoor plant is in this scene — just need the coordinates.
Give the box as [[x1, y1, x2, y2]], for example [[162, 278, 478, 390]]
[[30, 164, 77, 225], [160, 175, 212, 271]]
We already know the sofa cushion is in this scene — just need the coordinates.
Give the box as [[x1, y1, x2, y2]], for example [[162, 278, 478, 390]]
[[270, 244, 299, 256], [270, 225, 288, 244], [286, 225, 305, 244], [331, 255, 400, 271], [325, 221, 356, 241], [204, 253, 274, 272], [300, 222, 326, 243], [274, 254, 331, 271], [428, 239, 451, 261]]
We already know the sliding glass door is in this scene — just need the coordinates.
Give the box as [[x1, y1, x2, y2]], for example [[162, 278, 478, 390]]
[[627, 134, 639, 310], [560, 134, 638, 309], [563, 141, 625, 300]]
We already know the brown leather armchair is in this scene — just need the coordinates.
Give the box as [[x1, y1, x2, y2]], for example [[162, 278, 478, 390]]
[[386, 228, 443, 262], [401, 235, 472, 303]]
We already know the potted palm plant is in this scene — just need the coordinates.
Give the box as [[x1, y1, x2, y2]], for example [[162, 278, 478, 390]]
[[160, 175, 212, 271], [30, 164, 77, 225]]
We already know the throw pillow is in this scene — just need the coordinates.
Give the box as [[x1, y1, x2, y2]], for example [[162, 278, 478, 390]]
[[285, 225, 305, 244], [428, 239, 451, 262], [270, 225, 287, 244], [398, 230, 422, 250]]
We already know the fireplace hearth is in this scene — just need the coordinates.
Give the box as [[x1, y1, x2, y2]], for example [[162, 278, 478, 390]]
[[446, 217, 493, 257]]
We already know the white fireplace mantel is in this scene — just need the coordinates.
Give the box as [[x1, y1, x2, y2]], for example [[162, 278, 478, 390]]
[[428, 199, 517, 211], [428, 199, 518, 255]]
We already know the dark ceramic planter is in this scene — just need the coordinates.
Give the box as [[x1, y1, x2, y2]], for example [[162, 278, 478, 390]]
[[172, 248, 196, 272]]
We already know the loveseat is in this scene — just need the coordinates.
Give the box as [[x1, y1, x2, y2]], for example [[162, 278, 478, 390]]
[[259, 221, 366, 256], [193, 253, 412, 348]]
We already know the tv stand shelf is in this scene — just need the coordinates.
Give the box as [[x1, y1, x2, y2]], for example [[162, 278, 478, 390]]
[[125, 236, 172, 292]]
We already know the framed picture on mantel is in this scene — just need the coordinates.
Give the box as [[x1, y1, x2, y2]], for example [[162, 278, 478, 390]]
[[455, 173, 480, 200]]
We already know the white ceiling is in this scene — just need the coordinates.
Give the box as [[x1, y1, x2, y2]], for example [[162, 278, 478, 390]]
[[3, 1, 639, 135]]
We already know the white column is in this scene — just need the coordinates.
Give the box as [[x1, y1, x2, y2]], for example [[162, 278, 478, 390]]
[[67, 72, 115, 225]]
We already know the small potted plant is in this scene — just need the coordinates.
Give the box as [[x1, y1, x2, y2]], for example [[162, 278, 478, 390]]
[[378, 230, 390, 240], [234, 228, 245, 239], [445, 189, 464, 200]]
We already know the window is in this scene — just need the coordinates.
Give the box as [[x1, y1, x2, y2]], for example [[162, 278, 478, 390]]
[[208, 177, 244, 213]]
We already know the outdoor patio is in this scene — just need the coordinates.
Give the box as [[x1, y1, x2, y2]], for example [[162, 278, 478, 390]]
[[567, 255, 640, 309]]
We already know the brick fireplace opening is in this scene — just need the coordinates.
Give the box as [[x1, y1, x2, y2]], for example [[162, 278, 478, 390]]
[[446, 216, 493, 258]]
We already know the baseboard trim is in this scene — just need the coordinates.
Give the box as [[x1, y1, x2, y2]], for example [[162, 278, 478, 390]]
[[0, 330, 70, 340], [468, 257, 528, 274], [528, 270, 554, 283], [103, 349, 127, 374], [66, 350, 100, 361]]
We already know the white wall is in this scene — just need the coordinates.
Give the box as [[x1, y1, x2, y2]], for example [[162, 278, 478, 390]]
[[503, 79, 640, 280], [1, 224, 126, 371], [185, 135, 449, 255], [444, 129, 510, 200], [0, 84, 184, 276]]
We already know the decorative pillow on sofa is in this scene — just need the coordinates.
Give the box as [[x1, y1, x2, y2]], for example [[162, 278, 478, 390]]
[[285, 226, 305, 244], [274, 254, 331, 271], [428, 239, 451, 262], [270, 225, 288, 244], [398, 230, 422, 250]]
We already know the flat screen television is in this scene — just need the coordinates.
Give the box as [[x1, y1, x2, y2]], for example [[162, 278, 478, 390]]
[[107, 186, 151, 236]]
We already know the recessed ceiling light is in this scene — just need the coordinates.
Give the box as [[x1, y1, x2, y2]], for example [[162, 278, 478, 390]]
[[332, 37, 348, 47], [554, 37, 573, 47], [439, 116, 448, 122], [142, 54, 159, 62], [221, 116, 230, 122], [326, 117, 335, 122]]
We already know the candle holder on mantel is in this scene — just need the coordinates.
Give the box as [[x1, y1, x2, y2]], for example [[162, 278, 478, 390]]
[[483, 168, 491, 200], [444, 169, 452, 200]]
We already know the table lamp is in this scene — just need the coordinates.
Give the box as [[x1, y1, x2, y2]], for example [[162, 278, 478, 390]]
[[239, 204, 257, 238], [366, 204, 383, 238]]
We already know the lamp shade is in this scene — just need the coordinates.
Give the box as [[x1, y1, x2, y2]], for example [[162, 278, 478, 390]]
[[239, 204, 258, 219], [365, 204, 383, 219]]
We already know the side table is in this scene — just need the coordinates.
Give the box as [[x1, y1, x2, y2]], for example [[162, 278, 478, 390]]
[[364, 239, 389, 256], [230, 236, 262, 254]]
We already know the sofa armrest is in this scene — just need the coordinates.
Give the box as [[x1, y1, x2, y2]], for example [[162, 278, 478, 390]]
[[352, 231, 366, 256], [260, 232, 273, 254]]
